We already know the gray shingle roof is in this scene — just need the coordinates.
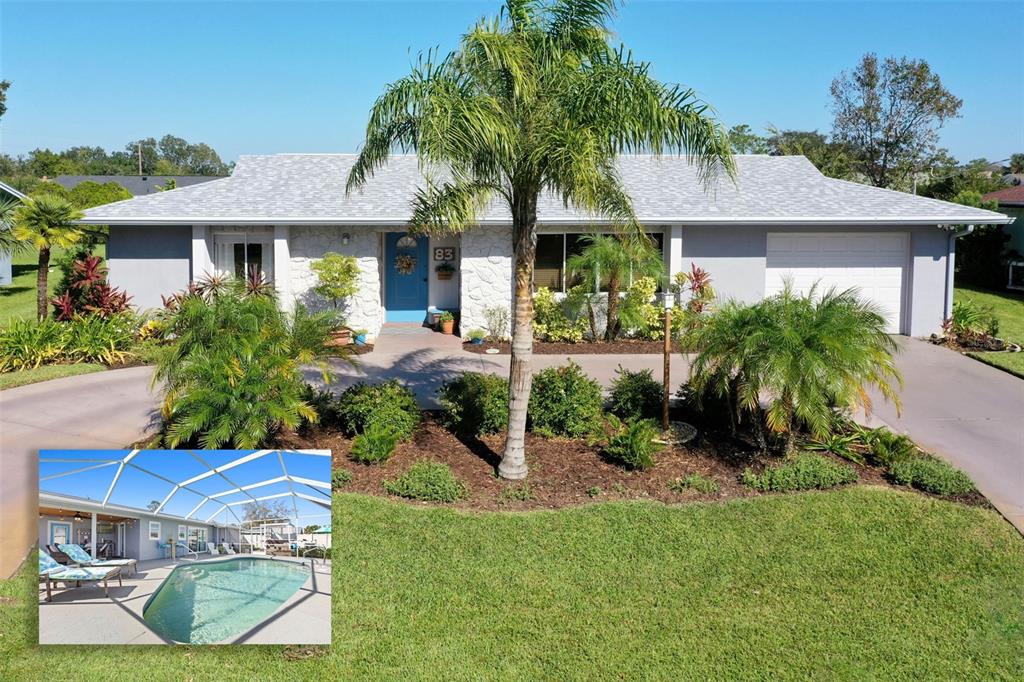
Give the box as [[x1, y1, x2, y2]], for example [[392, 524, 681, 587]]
[[79, 154, 1011, 225], [55, 174, 226, 197]]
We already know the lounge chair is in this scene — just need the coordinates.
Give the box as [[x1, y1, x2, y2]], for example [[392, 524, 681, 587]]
[[206, 542, 220, 555], [220, 542, 236, 555], [46, 544, 72, 565], [58, 543, 137, 577], [38, 550, 121, 602]]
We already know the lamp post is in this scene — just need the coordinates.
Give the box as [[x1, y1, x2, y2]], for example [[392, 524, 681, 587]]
[[662, 291, 674, 432]]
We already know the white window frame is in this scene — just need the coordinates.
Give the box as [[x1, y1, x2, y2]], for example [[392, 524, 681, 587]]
[[177, 524, 187, 542], [148, 521, 161, 541], [212, 233, 275, 282], [48, 520, 72, 547]]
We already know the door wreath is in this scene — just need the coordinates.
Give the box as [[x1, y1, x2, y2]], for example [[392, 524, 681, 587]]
[[395, 253, 417, 275]]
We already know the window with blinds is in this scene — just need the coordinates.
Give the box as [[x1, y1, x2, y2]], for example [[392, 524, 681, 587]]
[[534, 232, 665, 292]]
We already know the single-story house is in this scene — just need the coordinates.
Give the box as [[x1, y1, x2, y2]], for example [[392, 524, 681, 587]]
[[79, 154, 1012, 338], [55, 174, 227, 196], [0, 179, 27, 286], [982, 184, 1024, 256]]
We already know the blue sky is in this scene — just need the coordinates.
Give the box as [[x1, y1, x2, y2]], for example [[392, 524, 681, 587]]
[[1, 1, 1021, 164], [39, 449, 332, 526]]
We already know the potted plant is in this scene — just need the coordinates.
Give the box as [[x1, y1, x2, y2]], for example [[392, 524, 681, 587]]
[[438, 311, 455, 335], [352, 329, 369, 345], [311, 252, 360, 344], [436, 261, 456, 281], [467, 328, 486, 344]]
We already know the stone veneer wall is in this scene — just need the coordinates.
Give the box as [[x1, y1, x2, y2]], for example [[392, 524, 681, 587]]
[[289, 226, 383, 337], [459, 226, 513, 336]]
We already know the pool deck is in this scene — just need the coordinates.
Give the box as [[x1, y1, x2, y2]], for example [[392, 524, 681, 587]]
[[38, 554, 331, 645]]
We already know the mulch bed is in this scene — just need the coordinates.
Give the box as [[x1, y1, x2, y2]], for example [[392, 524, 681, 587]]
[[271, 412, 988, 512], [929, 335, 1019, 353], [464, 339, 686, 355]]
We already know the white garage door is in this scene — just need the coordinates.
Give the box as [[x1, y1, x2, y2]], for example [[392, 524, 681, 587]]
[[765, 232, 908, 333]]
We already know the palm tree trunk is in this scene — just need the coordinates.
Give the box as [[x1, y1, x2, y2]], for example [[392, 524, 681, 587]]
[[499, 192, 538, 480], [604, 274, 620, 341], [36, 247, 51, 322]]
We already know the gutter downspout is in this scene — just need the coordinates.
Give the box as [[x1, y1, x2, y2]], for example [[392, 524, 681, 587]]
[[944, 224, 975, 321]]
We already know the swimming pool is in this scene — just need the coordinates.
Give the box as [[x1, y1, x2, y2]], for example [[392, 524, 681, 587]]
[[143, 557, 310, 644]]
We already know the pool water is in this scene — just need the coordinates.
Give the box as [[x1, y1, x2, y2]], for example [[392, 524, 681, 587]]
[[143, 557, 310, 644]]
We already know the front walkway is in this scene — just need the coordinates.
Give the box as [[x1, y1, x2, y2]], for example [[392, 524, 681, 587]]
[[39, 555, 331, 645]]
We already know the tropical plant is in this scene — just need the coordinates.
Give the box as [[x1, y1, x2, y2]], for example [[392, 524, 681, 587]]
[[944, 297, 999, 343], [600, 415, 663, 470], [741, 454, 857, 492], [533, 287, 588, 342], [0, 319, 67, 371], [483, 305, 510, 341], [383, 461, 467, 502], [567, 234, 665, 339], [690, 283, 903, 454], [11, 194, 84, 321], [0, 195, 26, 257], [805, 432, 864, 464], [350, 421, 403, 464], [438, 372, 509, 437], [311, 252, 360, 315], [855, 426, 919, 467], [51, 255, 132, 320], [467, 328, 487, 341], [346, 0, 733, 479], [671, 264, 715, 346], [153, 282, 349, 448], [0, 314, 136, 371], [608, 366, 662, 421], [619, 275, 663, 339], [335, 380, 420, 440], [529, 361, 603, 438]]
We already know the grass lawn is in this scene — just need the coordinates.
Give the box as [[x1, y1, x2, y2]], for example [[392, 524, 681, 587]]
[[955, 284, 1024, 378], [0, 245, 106, 326], [3, 488, 1022, 680], [0, 363, 106, 390]]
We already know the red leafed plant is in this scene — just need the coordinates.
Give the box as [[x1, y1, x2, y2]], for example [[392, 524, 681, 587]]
[[51, 255, 132, 321]]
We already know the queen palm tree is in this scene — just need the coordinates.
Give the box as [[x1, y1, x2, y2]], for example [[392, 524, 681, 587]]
[[566, 233, 664, 340], [12, 194, 84, 322], [347, 0, 733, 479]]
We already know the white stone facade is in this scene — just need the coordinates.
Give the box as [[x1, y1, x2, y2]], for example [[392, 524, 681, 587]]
[[459, 226, 514, 336], [289, 226, 383, 336]]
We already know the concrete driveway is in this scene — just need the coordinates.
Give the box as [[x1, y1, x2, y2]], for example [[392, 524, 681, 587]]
[[1, 333, 1020, 578], [867, 338, 1024, 532]]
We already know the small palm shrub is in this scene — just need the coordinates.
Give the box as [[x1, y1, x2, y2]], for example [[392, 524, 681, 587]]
[[350, 421, 402, 464], [602, 416, 663, 470], [528, 361, 603, 437], [741, 454, 857, 492], [888, 457, 975, 496], [332, 468, 352, 489], [438, 372, 509, 437], [805, 432, 864, 464], [858, 427, 918, 467], [383, 461, 467, 502], [336, 380, 420, 439], [668, 473, 719, 494], [608, 366, 662, 421]]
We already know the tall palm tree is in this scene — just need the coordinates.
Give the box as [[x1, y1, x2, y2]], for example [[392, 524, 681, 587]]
[[347, 0, 733, 479], [12, 194, 84, 322], [566, 233, 664, 340]]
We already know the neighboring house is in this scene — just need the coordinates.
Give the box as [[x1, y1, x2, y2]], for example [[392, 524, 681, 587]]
[[982, 184, 1024, 257], [79, 154, 1011, 338], [54, 174, 227, 196], [39, 491, 228, 562], [0, 180, 27, 286]]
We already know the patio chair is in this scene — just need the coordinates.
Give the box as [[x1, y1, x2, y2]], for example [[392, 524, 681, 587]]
[[46, 544, 72, 565], [58, 543, 137, 577], [206, 542, 220, 555], [220, 542, 236, 555], [38, 550, 121, 602]]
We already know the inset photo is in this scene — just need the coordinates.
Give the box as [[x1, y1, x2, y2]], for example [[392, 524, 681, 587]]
[[37, 449, 331, 645]]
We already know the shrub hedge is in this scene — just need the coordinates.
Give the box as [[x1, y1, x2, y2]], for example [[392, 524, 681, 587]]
[[741, 454, 857, 492], [438, 372, 509, 437], [888, 457, 975, 496], [336, 380, 420, 439], [383, 461, 467, 502], [529, 361, 603, 437]]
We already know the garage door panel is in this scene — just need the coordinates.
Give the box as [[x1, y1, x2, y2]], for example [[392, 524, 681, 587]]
[[765, 233, 907, 334]]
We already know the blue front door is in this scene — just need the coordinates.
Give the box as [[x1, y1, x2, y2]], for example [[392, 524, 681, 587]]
[[385, 233, 429, 322]]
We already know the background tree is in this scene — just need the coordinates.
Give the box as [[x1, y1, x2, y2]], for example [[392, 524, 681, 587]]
[[1010, 153, 1024, 175], [727, 124, 769, 154], [566, 234, 664, 340], [0, 79, 9, 119], [348, 0, 733, 480], [243, 499, 294, 522], [11, 195, 84, 321], [766, 127, 854, 179], [830, 53, 962, 189]]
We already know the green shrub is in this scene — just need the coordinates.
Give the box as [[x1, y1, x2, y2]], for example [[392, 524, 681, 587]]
[[0, 314, 136, 372], [336, 380, 420, 439], [383, 461, 467, 502], [669, 473, 719, 494], [888, 457, 975, 496], [805, 432, 864, 464], [529, 361, 603, 437], [438, 372, 509, 437], [0, 319, 68, 371], [533, 287, 588, 343], [602, 416, 663, 470], [609, 366, 662, 421], [332, 469, 352, 489], [619, 276, 663, 340], [350, 421, 402, 464], [741, 454, 857, 492], [859, 427, 918, 467], [499, 483, 534, 502], [298, 385, 340, 433]]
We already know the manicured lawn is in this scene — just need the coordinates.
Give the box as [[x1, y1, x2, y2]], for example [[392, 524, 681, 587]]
[[0, 363, 106, 390], [3, 489, 1022, 679], [0, 245, 106, 326], [955, 284, 1024, 377]]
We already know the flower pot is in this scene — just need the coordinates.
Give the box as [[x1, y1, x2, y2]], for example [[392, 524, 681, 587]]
[[354, 334, 367, 345], [327, 329, 352, 347], [440, 320, 455, 335], [437, 271, 454, 281], [470, 337, 484, 345]]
